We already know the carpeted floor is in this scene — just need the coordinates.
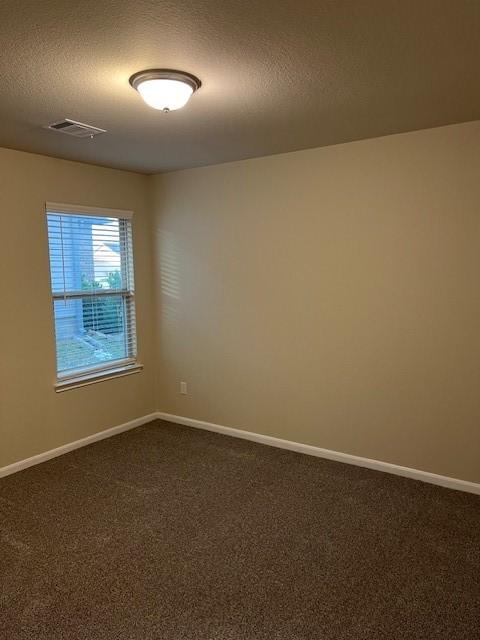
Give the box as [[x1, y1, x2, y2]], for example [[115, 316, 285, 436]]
[[1, 420, 479, 639]]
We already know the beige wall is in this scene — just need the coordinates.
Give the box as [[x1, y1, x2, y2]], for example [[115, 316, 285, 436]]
[[152, 121, 480, 483], [0, 148, 156, 468], [2, 122, 479, 483]]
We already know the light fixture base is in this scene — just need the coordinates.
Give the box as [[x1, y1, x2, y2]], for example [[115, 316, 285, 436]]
[[129, 69, 201, 93]]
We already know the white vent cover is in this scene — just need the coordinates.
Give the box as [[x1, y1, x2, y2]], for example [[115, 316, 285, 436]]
[[46, 119, 106, 138]]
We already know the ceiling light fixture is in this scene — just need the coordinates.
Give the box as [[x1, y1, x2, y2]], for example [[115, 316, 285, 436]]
[[129, 69, 201, 112]]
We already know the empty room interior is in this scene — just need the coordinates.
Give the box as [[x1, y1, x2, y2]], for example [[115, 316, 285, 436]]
[[1, 1, 480, 638]]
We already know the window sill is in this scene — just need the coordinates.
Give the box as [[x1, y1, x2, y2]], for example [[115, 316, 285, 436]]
[[55, 363, 143, 392]]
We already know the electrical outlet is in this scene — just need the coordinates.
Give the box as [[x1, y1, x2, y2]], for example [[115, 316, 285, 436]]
[[180, 381, 188, 395]]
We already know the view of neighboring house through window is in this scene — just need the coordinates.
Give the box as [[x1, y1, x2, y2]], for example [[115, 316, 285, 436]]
[[46, 204, 137, 382]]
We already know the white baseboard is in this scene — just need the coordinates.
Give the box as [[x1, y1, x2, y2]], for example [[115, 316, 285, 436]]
[[3, 410, 479, 496], [0, 413, 158, 479], [157, 412, 480, 496]]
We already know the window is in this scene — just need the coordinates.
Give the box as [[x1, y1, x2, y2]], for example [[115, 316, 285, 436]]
[[46, 203, 140, 389]]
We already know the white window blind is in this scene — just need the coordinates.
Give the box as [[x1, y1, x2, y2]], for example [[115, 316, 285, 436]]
[[46, 203, 137, 382]]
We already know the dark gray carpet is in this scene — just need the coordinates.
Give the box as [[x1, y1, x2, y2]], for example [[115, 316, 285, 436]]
[[1, 420, 479, 639]]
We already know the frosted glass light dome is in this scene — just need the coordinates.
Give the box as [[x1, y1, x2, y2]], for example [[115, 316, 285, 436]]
[[129, 70, 201, 112]]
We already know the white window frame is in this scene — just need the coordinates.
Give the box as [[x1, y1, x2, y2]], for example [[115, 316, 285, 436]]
[[45, 202, 142, 391]]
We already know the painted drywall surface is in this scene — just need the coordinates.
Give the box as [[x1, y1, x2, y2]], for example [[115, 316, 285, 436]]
[[0, 148, 156, 467], [152, 121, 480, 484]]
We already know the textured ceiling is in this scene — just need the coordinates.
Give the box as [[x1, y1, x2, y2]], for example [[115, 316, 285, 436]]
[[0, 0, 479, 173]]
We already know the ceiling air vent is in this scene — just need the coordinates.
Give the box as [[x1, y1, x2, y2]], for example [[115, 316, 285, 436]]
[[46, 119, 106, 138]]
